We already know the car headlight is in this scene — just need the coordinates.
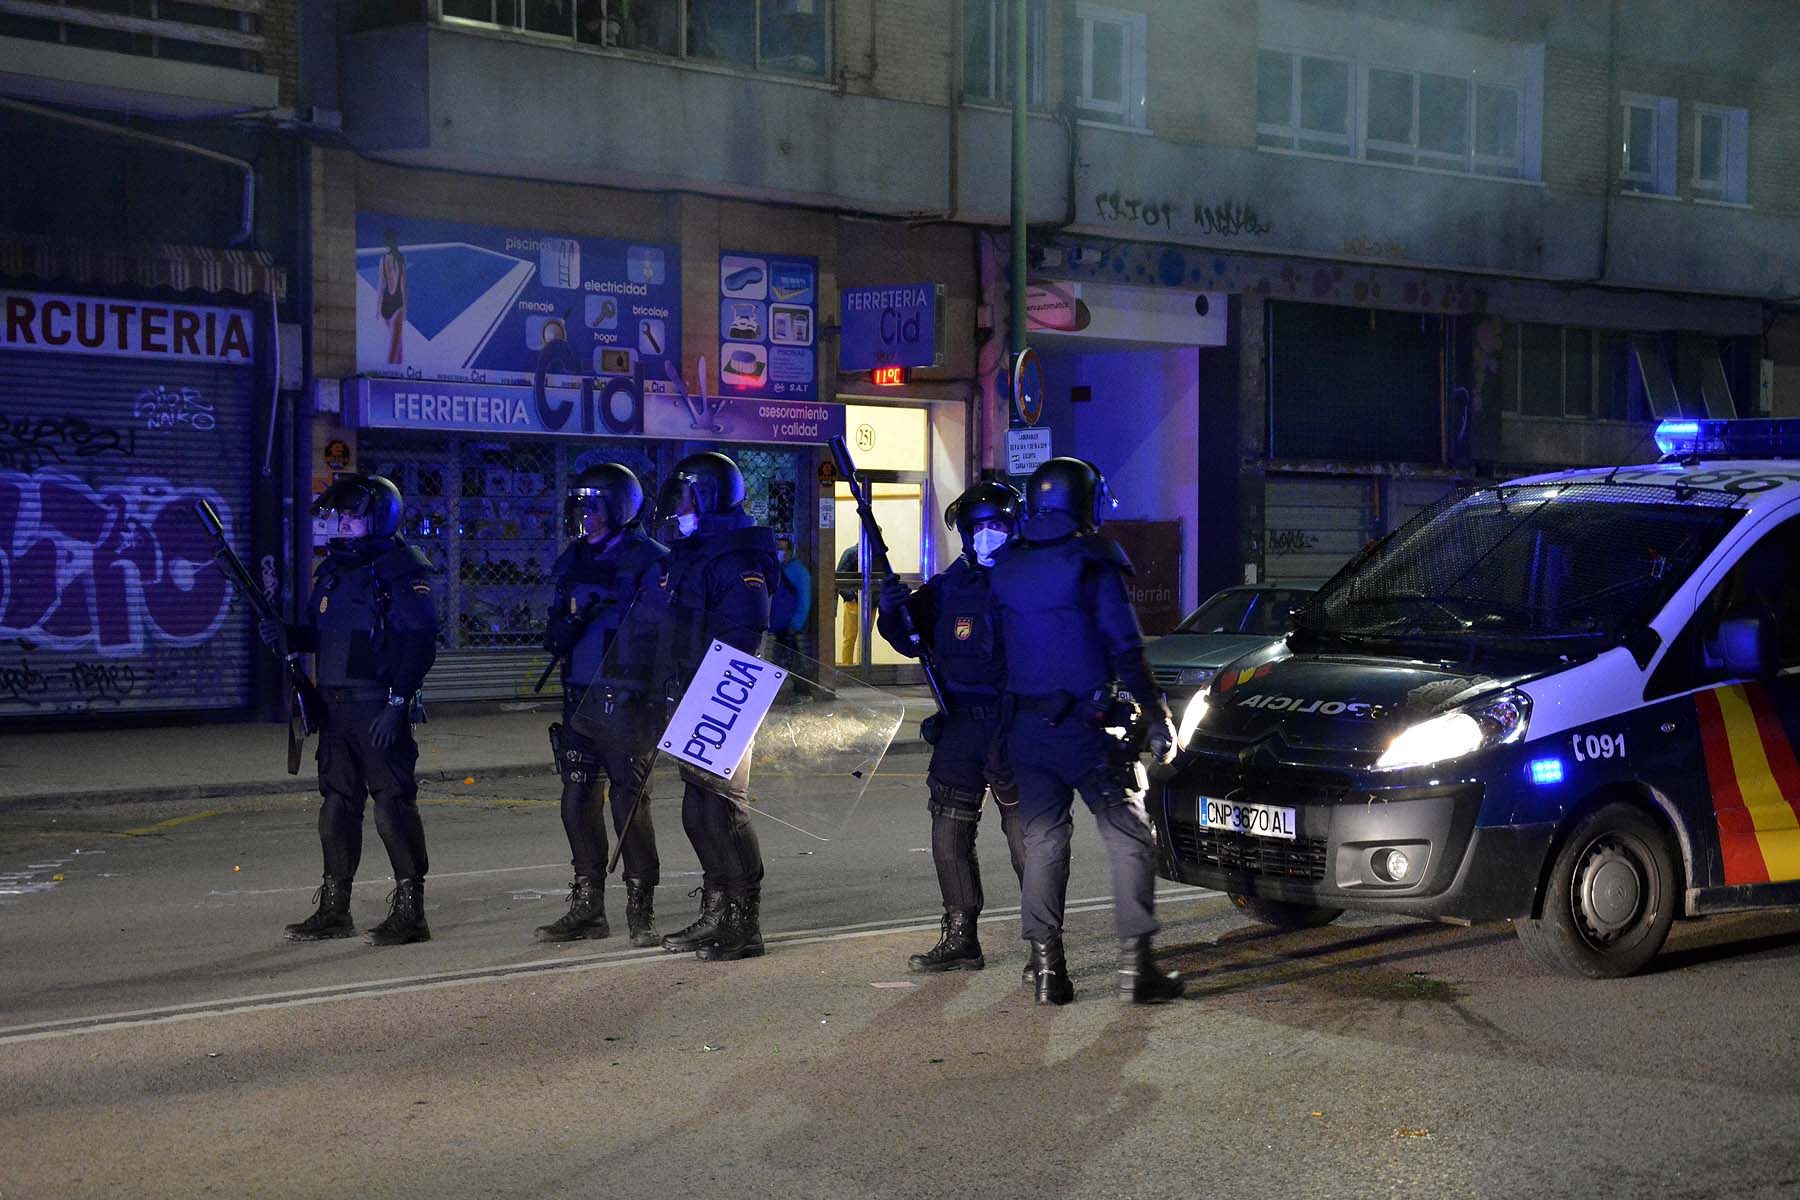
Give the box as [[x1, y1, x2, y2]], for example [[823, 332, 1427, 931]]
[[1375, 690, 1531, 770], [1176, 687, 1211, 750], [1176, 667, 1217, 687]]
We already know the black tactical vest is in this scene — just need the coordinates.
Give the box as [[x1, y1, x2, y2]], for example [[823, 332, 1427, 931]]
[[930, 558, 1002, 695], [987, 534, 1128, 697]]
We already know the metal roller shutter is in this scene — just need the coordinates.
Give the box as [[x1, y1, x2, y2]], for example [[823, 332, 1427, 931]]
[[1262, 475, 1377, 588], [0, 350, 255, 716]]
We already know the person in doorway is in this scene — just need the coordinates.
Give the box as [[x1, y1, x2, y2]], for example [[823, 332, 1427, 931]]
[[987, 458, 1184, 1005], [768, 535, 812, 657], [837, 543, 862, 664], [877, 482, 1031, 975], [378, 228, 407, 366], [652, 451, 781, 962], [536, 463, 669, 946], [259, 474, 437, 946]]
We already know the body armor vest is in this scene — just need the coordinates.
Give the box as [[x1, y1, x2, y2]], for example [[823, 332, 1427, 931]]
[[987, 535, 1128, 698], [930, 558, 1002, 695], [552, 530, 668, 685]]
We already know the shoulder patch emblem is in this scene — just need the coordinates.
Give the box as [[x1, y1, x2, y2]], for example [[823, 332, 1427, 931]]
[[954, 617, 973, 641]]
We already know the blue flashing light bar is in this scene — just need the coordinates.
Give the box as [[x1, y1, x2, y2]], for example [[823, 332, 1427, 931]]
[[1655, 418, 1800, 461], [1529, 757, 1565, 786]]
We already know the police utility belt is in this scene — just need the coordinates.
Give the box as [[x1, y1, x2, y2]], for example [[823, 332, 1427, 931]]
[[1003, 687, 1120, 728]]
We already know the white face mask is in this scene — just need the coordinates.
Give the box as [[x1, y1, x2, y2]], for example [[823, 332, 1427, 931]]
[[676, 513, 700, 537], [972, 528, 1008, 565]]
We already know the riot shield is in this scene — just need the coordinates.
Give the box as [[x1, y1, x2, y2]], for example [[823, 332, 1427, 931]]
[[569, 591, 905, 850]]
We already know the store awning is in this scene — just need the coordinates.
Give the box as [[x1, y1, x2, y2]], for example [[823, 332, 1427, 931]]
[[0, 232, 287, 300]]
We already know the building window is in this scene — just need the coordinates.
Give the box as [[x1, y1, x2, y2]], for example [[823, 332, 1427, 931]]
[[1694, 103, 1749, 203], [1620, 93, 1678, 196], [1074, 3, 1147, 127], [962, 0, 1047, 106], [1256, 48, 1353, 156], [1362, 68, 1520, 176], [436, 0, 830, 79], [1502, 325, 1643, 421]]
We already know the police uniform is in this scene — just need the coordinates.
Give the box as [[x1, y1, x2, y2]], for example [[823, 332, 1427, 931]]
[[278, 478, 438, 946], [653, 452, 781, 962], [537, 525, 669, 945], [987, 458, 1183, 1005], [878, 530, 1028, 973]]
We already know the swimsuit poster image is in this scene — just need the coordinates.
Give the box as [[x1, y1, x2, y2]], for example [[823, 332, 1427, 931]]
[[717, 251, 816, 402], [355, 213, 680, 389]]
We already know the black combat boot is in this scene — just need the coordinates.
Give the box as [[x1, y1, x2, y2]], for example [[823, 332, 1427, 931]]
[[1030, 936, 1074, 1005], [696, 893, 765, 962], [661, 886, 726, 953], [1022, 959, 1036, 988], [533, 876, 609, 943], [284, 877, 354, 942], [365, 878, 431, 946], [624, 878, 658, 948], [1117, 936, 1184, 1004], [908, 908, 985, 972]]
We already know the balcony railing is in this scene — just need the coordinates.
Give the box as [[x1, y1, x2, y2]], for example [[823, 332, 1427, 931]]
[[0, 0, 265, 74]]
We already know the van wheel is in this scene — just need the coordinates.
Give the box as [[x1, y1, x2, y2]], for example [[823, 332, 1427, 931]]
[[1516, 802, 1677, 979], [1229, 893, 1343, 930]]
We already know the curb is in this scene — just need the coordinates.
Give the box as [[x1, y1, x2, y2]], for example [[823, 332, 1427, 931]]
[[0, 738, 931, 812]]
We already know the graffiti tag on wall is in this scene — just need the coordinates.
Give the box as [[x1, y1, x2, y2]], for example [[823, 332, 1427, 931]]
[[0, 414, 137, 472], [1092, 191, 1274, 238], [0, 470, 234, 655]]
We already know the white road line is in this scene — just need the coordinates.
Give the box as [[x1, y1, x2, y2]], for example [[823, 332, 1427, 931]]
[[0, 888, 1217, 1045]]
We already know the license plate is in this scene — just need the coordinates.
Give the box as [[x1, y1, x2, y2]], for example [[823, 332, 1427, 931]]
[[1196, 797, 1297, 841]]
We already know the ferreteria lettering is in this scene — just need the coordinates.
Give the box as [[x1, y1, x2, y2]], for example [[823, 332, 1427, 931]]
[[846, 288, 931, 311], [392, 390, 532, 427], [2, 291, 254, 364], [682, 657, 768, 766]]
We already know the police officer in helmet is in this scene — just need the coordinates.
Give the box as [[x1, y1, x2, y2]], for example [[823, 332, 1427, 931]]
[[650, 450, 780, 962], [878, 481, 1030, 974], [259, 473, 438, 946], [987, 457, 1183, 1004], [537, 462, 670, 945]]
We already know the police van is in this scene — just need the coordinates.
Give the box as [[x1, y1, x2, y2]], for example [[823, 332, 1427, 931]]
[[1156, 419, 1800, 977]]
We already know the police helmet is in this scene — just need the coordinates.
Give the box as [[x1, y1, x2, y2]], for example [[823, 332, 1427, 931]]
[[1026, 457, 1112, 533], [312, 473, 402, 540], [944, 481, 1022, 558], [567, 461, 645, 538], [657, 451, 746, 521]]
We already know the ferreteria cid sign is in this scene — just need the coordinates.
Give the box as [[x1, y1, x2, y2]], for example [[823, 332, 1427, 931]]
[[839, 283, 943, 371], [659, 641, 788, 779]]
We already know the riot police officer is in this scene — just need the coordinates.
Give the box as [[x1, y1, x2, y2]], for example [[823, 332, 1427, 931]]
[[260, 474, 438, 946], [877, 482, 1030, 974], [987, 458, 1184, 1005], [536, 463, 670, 946], [650, 451, 781, 962]]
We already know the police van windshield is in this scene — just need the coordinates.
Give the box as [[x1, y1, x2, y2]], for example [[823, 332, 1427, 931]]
[[1294, 482, 1743, 656]]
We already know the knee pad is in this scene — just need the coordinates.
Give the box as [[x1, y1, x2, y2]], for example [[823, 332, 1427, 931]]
[[549, 722, 601, 785], [926, 775, 984, 820]]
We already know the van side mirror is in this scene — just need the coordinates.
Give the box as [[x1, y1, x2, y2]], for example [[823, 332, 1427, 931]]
[[1705, 613, 1779, 681]]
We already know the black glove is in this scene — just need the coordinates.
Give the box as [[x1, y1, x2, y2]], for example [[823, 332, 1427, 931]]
[[878, 577, 911, 614], [543, 608, 592, 656], [369, 701, 409, 750], [1146, 708, 1177, 764], [257, 618, 288, 653]]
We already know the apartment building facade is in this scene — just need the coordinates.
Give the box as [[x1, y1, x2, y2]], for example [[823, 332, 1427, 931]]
[[6, 0, 1797, 718]]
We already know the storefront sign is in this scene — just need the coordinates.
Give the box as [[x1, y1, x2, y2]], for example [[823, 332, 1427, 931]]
[[1105, 520, 1184, 634], [355, 378, 843, 447], [719, 251, 817, 401], [1026, 279, 1227, 346], [354, 213, 680, 389], [2, 290, 254, 364], [1005, 427, 1052, 475], [840, 283, 941, 370], [659, 642, 786, 779]]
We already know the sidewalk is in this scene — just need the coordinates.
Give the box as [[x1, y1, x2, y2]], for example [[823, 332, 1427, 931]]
[[0, 689, 936, 809]]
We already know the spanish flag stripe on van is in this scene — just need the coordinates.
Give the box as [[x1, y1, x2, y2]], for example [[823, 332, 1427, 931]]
[[1741, 685, 1800, 878], [1695, 688, 1770, 886]]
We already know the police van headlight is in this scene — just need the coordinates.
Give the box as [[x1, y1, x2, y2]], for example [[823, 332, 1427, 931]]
[[1375, 690, 1531, 771], [1176, 687, 1211, 750], [1176, 667, 1217, 687]]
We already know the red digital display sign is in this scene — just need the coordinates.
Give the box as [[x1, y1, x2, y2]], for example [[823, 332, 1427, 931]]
[[872, 365, 905, 386]]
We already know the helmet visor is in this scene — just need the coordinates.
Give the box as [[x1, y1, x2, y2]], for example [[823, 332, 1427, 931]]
[[568, 487, 615, 538]]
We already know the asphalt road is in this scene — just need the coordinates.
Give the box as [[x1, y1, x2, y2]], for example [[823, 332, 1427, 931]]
[[4, 761, 1800, 1199]]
